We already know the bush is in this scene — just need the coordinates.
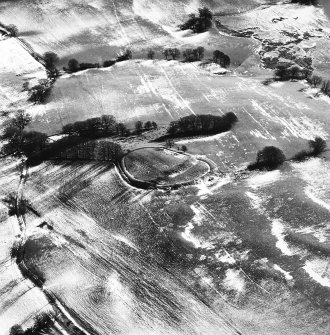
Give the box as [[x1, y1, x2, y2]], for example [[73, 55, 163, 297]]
[[309, 136, 327, 156], [79, 62, 100, 70], [117, 49, 132, 62], [248, 146, 286, 170], [292, 149, 310, 162]]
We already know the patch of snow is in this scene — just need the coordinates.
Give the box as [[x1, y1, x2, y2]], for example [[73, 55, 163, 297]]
[[181, 204, 214, 249], [112, 234, 138, 251], [273, 264, 293, 281], [223, 269, 245, 292], [196, 175, 233, 197], [271, 219, 293, 256], [247, 170, 281, 190], [304, 259, 330, 287], [176, 132, 229, 145]]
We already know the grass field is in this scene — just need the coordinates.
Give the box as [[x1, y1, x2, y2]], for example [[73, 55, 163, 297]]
[[123, 147, 210, 185]]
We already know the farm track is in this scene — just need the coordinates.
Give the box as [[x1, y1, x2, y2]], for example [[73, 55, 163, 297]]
[[13, 162, 97, 335]]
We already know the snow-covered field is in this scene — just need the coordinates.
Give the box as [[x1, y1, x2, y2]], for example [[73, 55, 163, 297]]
[[1, 0, 330, 333], [0, 38, 47, 112]]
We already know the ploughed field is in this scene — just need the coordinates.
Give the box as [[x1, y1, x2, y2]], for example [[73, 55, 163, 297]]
[[123, 147, 210, 185]]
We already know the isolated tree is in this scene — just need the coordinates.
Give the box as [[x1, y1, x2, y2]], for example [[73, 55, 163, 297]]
[[12, 110, 32, 131], [309, 137, 327, 156], [135, 120, 143, 134], [144, 121, 152, 130], [101, 114, 116, 133], [321, 80, 330, 96], [196, 46, 205, 61], [152, 121, 158, 129], [181, 145, 187, 152], [166, 138, 174, 148], [170, 48, 180, 60], [6, 24, 18, 37], [116, 123, 127, 136], [308, 75, 322, 87], [43, 52, 59, 69], [147, 50, 155, 59], [164, 49, 170, 60], [213, 50, 230, 67], [255, 146, 286, 169], [68, 59, 80, 72]]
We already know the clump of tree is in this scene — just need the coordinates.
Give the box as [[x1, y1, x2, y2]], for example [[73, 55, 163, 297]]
[[248, 146, 286, 171], [164, 48, 181, 60], [3, 23, 18, 37], [64, 49, 132, 73], [179, 7, 213, 33], [183, 47, 205, 62], [62, 115, 117, 138], [291, 0, 317, 5], [9, 313, 54, 335], [1, 110, 48, 159], [167, 112, 238, 138], [65, 59, 100, 72], [293, 137, 327, 161], [275, 64, 310, 81], [62, 114, 157, 138], [58, 140, 123, 162], [103, 60, 116, 67], [213, 50, 230, 68], [28, 79, 52, 103]]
